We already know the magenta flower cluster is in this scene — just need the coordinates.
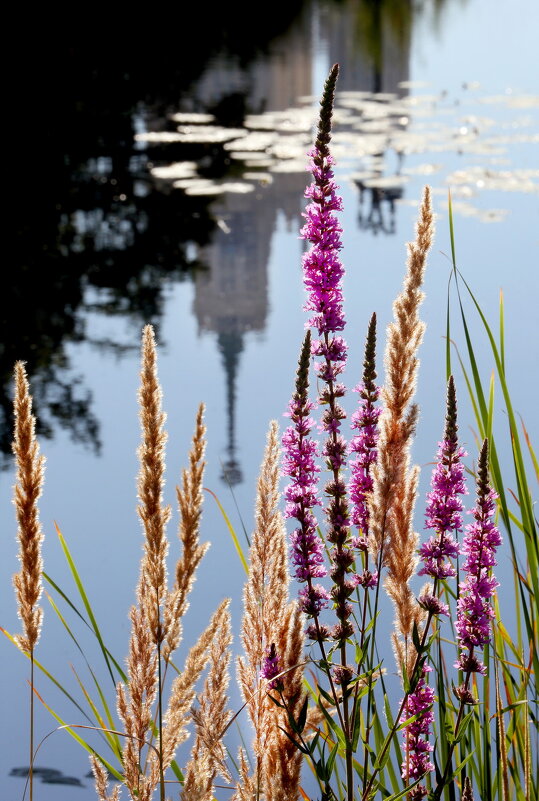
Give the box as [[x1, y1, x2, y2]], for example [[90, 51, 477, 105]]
[[282, 333, 330, 618], [301, 149, 346, 339], [349, 381, 381, 533], [455, 448, 501, 675], [419, 435, 467, 581], [301, 146, 348, 462], [400, 666, 434, 791], [260, 643, 281, 690]]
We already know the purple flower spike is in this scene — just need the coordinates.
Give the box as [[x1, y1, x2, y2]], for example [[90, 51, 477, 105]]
[[299, 584, 331, 617], [282, 332, 328, 618], [349, 313, 380, 536], [419, 377, 467, 585], [261, 643, 282, 690], [455, 440, 501, 675], [300, 67, 347, 435], [400, 665, 434, 791], [301, 165, 345, 340]]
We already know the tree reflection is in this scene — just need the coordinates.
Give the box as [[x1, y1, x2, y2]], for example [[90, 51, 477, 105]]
[[3, 0, 457, 469]]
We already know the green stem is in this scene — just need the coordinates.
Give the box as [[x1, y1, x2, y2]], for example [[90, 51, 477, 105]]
[[431, 660, 474, 800], [361, 594, 438, 800], [157, 617, 165, 801], [361, 520, 387, 795], [277, 688, 328, 799], [30, 649, 34, 801]]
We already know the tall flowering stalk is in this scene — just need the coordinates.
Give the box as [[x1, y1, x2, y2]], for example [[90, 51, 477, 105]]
[[349, 313, 381, 598], [396, 377, 466, 795], [455, 439, 501, 676], [282, 330, 328, 620], [399, 665, 435, 798], [12, 362, 45, 801], [300, 63, 357, 652], [433, 439, 502, 797], [418, 375, 466, 611]]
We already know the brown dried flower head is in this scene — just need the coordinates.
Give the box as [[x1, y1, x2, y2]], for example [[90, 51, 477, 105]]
[[12, 361, 45, 652]]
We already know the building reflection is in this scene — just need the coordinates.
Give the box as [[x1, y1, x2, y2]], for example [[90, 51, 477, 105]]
[[193, 173, 307, 483], [180, 0, 413, 479], [3, 0, 424, 470]]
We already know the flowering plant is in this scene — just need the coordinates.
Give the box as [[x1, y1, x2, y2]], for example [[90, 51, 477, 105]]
[[5, 63, 536, 801]]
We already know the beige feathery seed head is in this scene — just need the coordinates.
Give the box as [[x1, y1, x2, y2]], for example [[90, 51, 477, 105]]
[[137, 325, 172, 644], [230, 749, 256, 801], [116, 600, 159, 799], [238, 422, 288, 711], [367, 187, 434, 678], [164, 403, 210, 662], [181, 749, 213, 801], [90, 757, 121, 801], [264, 602, 305, 801], [384, 467, 421, 642], [236, 420, 307, 801], [161, 599, 230, 771], [12, 361, 45, 653], [182, 605, 233, 797], [193, 603, 233, 780], [238, 426, 287, 710], [369, 188, 432, 563]]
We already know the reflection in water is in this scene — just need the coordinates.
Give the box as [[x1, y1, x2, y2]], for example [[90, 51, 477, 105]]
[[3, 2, 307, 468], [356, 179, 403, 235], [10, 766, 85, 787], [193, 174, 307, 480], [4, 0, 467, 475], [218, 332, 244, 486]]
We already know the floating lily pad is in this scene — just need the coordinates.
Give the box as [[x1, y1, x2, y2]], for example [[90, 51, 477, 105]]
[[169, 112, 216, 124], [150, 162, 198, 180], [175, 126, 246, 143], [242, 172, 273, 183], [223, 132, 276, 152]]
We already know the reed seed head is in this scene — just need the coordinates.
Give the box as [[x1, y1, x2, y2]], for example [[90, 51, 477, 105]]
[[12, 361, 45, 653]]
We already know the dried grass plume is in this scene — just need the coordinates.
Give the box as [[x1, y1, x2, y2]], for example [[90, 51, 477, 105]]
[[12, 361, 45, 652], [369, 187, 434, 672], [236, 421, 306, 801]]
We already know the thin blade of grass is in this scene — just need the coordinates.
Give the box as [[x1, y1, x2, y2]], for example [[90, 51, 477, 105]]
[[1, 626, 93, 724], [31, 686, 123, 782], [70, 664, 123, 762], [204, 488, 249, 573], [54, 524, 119, 687], [46, 592, 123, 758]]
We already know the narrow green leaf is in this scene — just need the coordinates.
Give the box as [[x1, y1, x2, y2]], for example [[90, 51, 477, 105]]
[[46, 592, 123, 757], [297, 694, 309, 734], [326, 741, 339, 780], [277, 725, 309, 754], [43, 573, 126, 681], [205, 488, 249, 573], [317, 684, 337, 707], [54, 525, 118, 687], [384, 777, 423, 801], [33, 690, 123, 782], [1, 626, 93, 724], [455, 710, 474, 744], [318, 695, 346, 749]]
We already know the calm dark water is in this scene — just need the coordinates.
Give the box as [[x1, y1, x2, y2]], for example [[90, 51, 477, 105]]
[[1, 1, 537, 797]]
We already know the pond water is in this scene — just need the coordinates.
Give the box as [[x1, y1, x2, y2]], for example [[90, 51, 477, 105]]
[[1, 0, 537, 797]]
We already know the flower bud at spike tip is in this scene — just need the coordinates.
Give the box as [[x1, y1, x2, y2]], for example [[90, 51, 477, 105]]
[[315, 63, 339, 157]]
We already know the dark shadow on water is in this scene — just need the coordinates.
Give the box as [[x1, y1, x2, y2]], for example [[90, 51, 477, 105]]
[[3, 2, 306, 468], [3, 0, 456, 471], [10, 766, 85, 786]]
